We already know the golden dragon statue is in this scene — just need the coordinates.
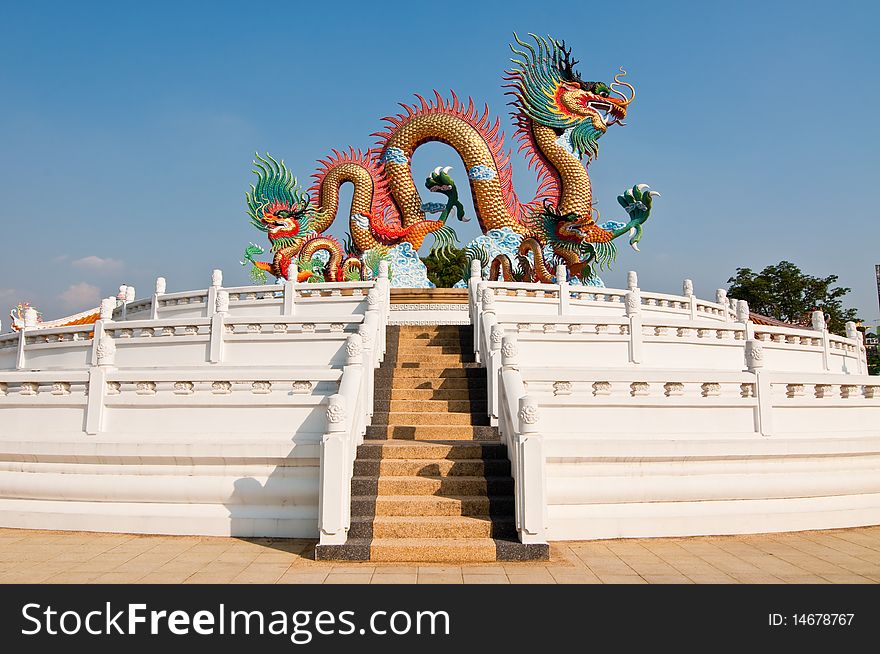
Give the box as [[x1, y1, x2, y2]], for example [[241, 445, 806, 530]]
[[242, 33, 656, 284]]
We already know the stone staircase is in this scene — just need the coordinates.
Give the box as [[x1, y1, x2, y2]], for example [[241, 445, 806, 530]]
[[315, 324, 549, 562]]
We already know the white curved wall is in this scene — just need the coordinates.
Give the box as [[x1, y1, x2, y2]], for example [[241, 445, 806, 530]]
[[472, 274, 880, 542], [0, 276, 389, 538]]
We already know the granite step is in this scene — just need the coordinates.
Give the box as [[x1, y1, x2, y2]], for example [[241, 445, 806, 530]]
[[386, 338, 473, 354], [381, 388, 486, 401], [351, 494, 516, 517], [371, 411, 490, 427], [377, 366, 483, 378], [316, 538, 547, 563], [392, 353, 476, 365], [393, 341, 469, 349], [389, 338, 472, 348], [317, 323, 548, 563], [397, 326, 473, 336], [353, 457, 511, 477], [365, 425, 498, 440], [379, 377, 486, 390], [348, 515, 516, 539], [356, 440, 507, 460], [373, 399, 487, 413], [352, 475, 515, 496]]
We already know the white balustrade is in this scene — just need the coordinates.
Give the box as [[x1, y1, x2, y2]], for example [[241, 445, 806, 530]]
[[0, 274, 388, 539], [469, 275, 879, 542]]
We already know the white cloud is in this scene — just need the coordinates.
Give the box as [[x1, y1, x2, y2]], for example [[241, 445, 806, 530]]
[[58, 283, 101, 311], [71, 255, 123, 272]]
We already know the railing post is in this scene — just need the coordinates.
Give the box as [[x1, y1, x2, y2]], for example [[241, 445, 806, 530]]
[[367, 288, 385, 359], [501, 333, 519, 373], [746, 339, 773, 437], [557, 264, 569, 316], [845, 321, 866, 374], [207, 269, 222, 317], [89, 298, 116, 367], [209, 290, 228, 364], [468, 259, 482, 330], [358, 316, 377, 415], [716, 288, 730, 321], [86, 333, 116, 435], [627, 270, 638, 291], [736, 300, 754, 340], [15, 307, 39, 370], [625, 288, 643, 364], [119, 285, 135, 321], [812, 310, 830, 371], [319, 393, 348, 545], [488, 324, 503, 426], [683, 279, 697, 320], [151, 277, 166, 320], [477, 283, 495, 364], [283, 276, 297, 316], [376, 263, 390, 357], [475, 281, 488, 360], [376, 260, 389, 311], [516, 395, 547, 544]]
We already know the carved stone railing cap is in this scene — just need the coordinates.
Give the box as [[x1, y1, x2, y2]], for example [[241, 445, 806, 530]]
[[470, 259, 482, 278], [345, 332, 363, 363], [682, 279, 694, 296], [627, 271, 638, 290]]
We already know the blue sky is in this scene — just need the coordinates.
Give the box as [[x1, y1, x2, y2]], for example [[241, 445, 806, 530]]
[[1, 0, 878, 328]]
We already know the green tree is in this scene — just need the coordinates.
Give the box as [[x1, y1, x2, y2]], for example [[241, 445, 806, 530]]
[[421, 247, 467, 288], [727, 261, 860, 335], [868, 347, 879, 376]]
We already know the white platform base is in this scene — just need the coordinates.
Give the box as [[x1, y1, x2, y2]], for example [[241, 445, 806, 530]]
[[547, 493, 880, 541], [0, 498, 318, 538]]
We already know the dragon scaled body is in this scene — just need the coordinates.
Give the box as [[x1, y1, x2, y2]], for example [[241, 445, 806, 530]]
[[242, 33, 657, 284]]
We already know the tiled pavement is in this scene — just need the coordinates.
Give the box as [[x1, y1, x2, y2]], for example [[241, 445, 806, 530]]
[[1, 526, 879, 584]]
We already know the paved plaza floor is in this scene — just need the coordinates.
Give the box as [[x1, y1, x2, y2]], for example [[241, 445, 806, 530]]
[[1, 526, 879, 584]]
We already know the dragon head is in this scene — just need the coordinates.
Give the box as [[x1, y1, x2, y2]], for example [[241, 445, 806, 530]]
[[246, 153, 316, 251], [529, 202, 590, 246], [260, 199, 309, 242], [507, 33, 634, 161]]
